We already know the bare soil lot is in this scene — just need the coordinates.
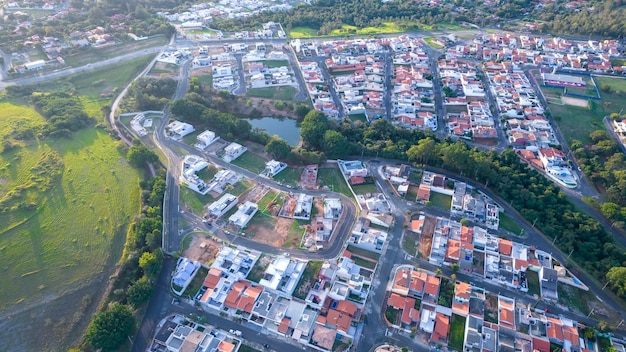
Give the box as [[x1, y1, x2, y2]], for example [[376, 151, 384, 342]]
[[182, 233, 223, 265]]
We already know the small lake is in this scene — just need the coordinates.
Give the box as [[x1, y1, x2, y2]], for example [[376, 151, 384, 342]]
[[245, 117, 301, 146]]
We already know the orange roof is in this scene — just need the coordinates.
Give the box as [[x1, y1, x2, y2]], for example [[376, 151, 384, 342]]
[[401, 299, 417, 325], [218, 340, 235, 352], [394, 269, 410, 292], [342, 249, 352, 258], [455, 282, 472, 301], [388, 293, 406, 309], [202, 269, 222, 288], [236, 285, 262, 313], [446, 239, 460, 261], [278, 317, 291, 334], [460, 226, 473, 243], [326, 309, 352, 333], [532, 337, 550, 352], [417, 184, 431, 200], [425, 275, 440, 297], [562, 325, 579, 344], [546, 317, 564, 341], [411, 219, 424, 232], [409, 270, 427, 294], [224, 281, 250, 309], [499, 239, 513, 256], [514, 258, 528, 271], [432, 313, 449, 342], [336, 300, 358, 317], [499, 308, 515, 328]]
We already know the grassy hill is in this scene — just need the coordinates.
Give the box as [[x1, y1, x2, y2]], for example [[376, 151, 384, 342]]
[[0, 56, 151, 350]]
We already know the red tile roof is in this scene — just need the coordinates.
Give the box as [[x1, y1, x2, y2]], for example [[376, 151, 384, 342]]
[[278, 317, 291, 334], [336, 300, 358, 317]]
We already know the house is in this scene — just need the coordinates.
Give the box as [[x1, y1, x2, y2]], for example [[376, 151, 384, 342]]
[[452, 282, 472, 316], [258, 256, 306, 295], [196, 130, 218, 149], [207, 193, 238, 218], [172, 257, 201, 296], [167, 120, 195, 140], [431, 313, 450, 343], [229, 202, 258, 228], [539, 267, 558, 300], [324, 198, 343, 219], [222, 142, 247, 162], [263, 160, 287, 177], [180, 155, 210, 195], [24, 59, 46, 71]]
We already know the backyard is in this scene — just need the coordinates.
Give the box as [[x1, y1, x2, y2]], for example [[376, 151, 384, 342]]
[[351, 182, 379, 195], [525, 270, 541, 297], [428, 192, 452, 210], [293, 261, 323, 300]]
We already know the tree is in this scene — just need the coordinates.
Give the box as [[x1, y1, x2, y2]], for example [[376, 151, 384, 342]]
[[295, 104, 311, 120], [323, 130, 350, 159], [265, 136, 292, 160], [127, 145, 158, 168], [450, 263, 459, 272], [85, 303, 135, 351], [601, 202, 621, 221], [300, 110, 329, 150], [127, 278, 154, 308], [606, 267, 626, 298], [407, 137, 436, 165], [139, 250, 163, 279]]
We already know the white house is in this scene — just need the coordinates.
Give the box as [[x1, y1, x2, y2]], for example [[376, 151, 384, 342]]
[[323, 198, 343, 219], [263, 160, 287, 177], [207, 193, 238, 218], [180, 155, 210, 195], [167, 120, 195, 140], [223, 142, 247, 162], [229, 201, 258, 228], [213, 64, 233, 77], [195, 130, 218, 149], [24, 59, 46, 71]]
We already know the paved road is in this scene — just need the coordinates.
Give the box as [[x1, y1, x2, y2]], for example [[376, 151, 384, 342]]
[[232, 53, 247, 95], [0, 46, 164, 91]]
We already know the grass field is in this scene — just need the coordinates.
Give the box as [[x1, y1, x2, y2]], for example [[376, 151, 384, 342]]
[[423, 37, 444, 48], [273, 167, 301, 187], [317, 168, 352, 198], [449, 315, 466, 350], [346, 245, 380, 261], [246, 86, 297, 101], [499, 212, 523, 235], [329, 22, 417, 36], [0, 106, 141, 310], [540, 75, 626, 145], [264, 60, 289, 69], [180, 187, 214, 216], [351, 183, 379, 195], [293, 260, 323, 300], [526, 269, 541, 297], [289, 27, 319, 38], [231, 152, 268, 174], [428, 192, 452, 210]]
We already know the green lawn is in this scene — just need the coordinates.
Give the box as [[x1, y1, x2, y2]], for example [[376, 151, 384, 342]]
[[347, 244, 381, 261], [423, 37, 444, 48], [273, 167, 301, 187], [180, 187, 214, 216], [0, 102, 141, 311], [352, 256, 376, 270], [183, 267, 208, 298], [285, 219, 307, 248], [246, 255, 269, 283], [289, 26, 319, 38], [231, 152, 268, 174], [428, 192, 452, 210], [257, 190, 279, 212], [557, 284, 593, 315], [317, 168, 352, 197], [293, 260, 323, 299], [228, 180, 253, 197], [329, 22, 417, 36], [264, 60, 289, 69], [408, 170, 422, 184], [449, 315, 466, 350], [385, 307, 399, 325], [246, 86, 297, 101], [239, 345, 261, 352], [351, 183, 379, 195], [499, 212, 523, 235], [525, 269, 541, 297], [540, 75, 626, 145], [349, 114, 368, 123], [402, 229, 419, 256]]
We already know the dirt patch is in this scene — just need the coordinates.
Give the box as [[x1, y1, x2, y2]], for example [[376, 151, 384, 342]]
[[182, 233, 223, 265], [419, 215, 436, 258], [561, 96, 589, 108], [248, 216, 293, 247], [300, 165, 318, 190]]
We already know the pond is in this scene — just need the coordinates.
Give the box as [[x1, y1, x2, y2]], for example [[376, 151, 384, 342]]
[[246, 117, 301, 146]]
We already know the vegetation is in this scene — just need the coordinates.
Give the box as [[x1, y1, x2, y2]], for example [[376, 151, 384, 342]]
[[246, 86, 297, 101], [293, 260, 323, 300], [318, 168, 352, 197], [84, 303, 135, 352], [449, 315, 466, 351], [231, 152, 268, 174], [123, 77, 178, 112], [428, 192, 452, 210], [499, 212, 523, 235]]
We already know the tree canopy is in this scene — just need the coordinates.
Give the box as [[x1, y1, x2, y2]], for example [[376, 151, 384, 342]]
[[265, 136, 292, 160], [300, 110, 329, 150], [84, 303, 135, 351]]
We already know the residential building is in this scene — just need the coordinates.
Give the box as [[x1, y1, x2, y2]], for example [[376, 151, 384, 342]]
[[229, 201, 258, 228]]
